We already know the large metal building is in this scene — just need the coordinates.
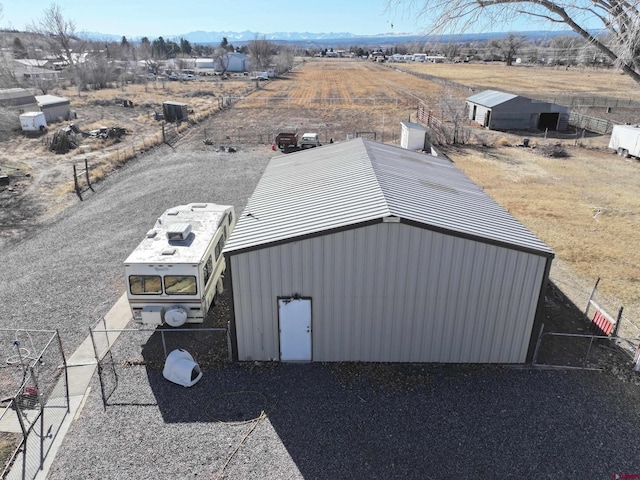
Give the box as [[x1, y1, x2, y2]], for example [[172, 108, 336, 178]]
[[466, 89, 569, 131], [223, 138, 554, 364]]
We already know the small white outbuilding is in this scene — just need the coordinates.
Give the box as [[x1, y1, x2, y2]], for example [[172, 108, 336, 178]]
[[35, 94, 71, 123], [224, 138, 554, 364], [400, 121, 428, 150]]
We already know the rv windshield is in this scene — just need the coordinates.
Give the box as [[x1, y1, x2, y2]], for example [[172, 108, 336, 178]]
[[129, 275, 162, 295], [164, 276, 197, 295]]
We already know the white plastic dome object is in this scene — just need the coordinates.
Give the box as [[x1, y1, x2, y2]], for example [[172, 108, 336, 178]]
[[164, 307, 188, 327], [163, 349, 202, 387]]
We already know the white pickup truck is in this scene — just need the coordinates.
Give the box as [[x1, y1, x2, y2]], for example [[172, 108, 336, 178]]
[[299, 132, 320, 149]]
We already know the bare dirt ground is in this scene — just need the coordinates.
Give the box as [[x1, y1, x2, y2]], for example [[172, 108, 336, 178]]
[[0, 75, 253, 246]]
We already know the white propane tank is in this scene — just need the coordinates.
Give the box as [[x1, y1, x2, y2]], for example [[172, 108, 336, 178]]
[[164, 307, 188, 327]]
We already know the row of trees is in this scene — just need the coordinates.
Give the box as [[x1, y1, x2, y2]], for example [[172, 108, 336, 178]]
[[341, 33, 615, 67]]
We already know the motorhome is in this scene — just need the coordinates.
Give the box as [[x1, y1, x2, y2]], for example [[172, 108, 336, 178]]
[[124, 203, 235, 327]]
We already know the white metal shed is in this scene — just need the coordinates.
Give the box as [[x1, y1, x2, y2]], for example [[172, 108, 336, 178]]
[[35, 94, 71, 123], [400, 121, 427, 150], [223, 138, 554, 364]]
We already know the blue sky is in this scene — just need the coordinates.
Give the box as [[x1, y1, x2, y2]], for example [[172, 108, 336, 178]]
[[3, 1, 426, 38]]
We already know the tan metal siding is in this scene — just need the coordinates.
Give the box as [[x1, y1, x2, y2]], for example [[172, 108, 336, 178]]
[[231, 223, 547, 363]]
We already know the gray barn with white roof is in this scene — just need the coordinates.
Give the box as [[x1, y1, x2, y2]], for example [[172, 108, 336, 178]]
[[467, 90, 569, 131], [223, 138, 554, 364]]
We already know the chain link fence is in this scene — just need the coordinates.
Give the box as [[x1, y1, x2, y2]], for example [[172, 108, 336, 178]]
[[90, 319, 229, 409], [0, 330, 68, 480], [533, 277, 640, 370]]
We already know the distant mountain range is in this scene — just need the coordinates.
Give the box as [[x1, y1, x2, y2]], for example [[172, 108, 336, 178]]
[[78, 29, 581, 47]]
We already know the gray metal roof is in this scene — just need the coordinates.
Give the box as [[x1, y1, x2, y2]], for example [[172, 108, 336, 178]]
[[224, 138, 553, 256], [466, 89, 519, 107], [0, 88, 37, 106], [35, 95, 70, 107], [401, 121, 426, 131]]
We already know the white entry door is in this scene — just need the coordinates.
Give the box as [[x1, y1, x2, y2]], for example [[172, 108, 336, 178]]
[[278, 297, 312, 361]]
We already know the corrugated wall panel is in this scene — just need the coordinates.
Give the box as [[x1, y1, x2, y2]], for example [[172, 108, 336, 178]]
[[231, 223, 547, 363]]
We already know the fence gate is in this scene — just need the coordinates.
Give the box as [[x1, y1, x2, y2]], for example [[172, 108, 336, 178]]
[[0, 329, 69, 480], [89, 321, 229, 409], [532, 278, 639, 370], [73, 159, 94, 200]]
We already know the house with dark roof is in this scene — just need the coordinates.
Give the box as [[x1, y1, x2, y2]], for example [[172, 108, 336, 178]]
[[223, 138, 554, 364]]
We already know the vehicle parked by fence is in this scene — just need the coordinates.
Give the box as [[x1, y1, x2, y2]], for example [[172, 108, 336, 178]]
[[300, 132, 321, 149], [124, 203, 235, 327], [275, 131, 298, 150], [608, 124, 640, 158]]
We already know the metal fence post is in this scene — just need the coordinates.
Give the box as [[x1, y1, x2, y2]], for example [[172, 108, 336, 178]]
[[612, 306, 624, 337], [161, 330, 167, 359], [55, 329, 70, 412], [85, 158, 94, 192], [584, 277, 600, 320], [531, 323, 545, 366]]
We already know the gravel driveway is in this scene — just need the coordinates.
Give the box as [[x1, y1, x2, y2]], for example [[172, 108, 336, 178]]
[[2, 120, 640, 479], [47, 363, 640, 480]]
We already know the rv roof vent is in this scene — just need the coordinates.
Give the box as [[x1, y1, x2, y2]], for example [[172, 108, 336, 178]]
[[166, 222, 192, 241], [162, 248, 176, 255], [167, 210, 179, 216], [146, 229, 158, 238], [191, 203, 207, 209]]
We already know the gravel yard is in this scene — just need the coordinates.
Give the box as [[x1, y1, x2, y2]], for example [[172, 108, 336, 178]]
[[1, 87, 640, 479], [47, 363, 640, 479]]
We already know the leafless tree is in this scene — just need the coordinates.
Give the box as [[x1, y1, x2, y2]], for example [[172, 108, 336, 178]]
[[247, 36, 274, 71], [436, 89, 471, 144], [0, 109, 19, 141], [489, 33, 526, 65], [213, 48, 230, 75], [85, 53, 117, 89], [0, 62, 20, 89], [387, 0, 640, 83], [272, 45, 295, 73], [30, 4, 77, 67]]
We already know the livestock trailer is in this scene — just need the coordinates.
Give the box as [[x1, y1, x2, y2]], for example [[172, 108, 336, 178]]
[[124, 203, 235, 327], [608, 124, 640, 158]]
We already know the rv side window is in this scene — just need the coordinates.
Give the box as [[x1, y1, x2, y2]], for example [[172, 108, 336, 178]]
[[214, 236, 224, 260], [164, 275, 197, 295], [129, 275, 162, 295], [203, 256, 213, 285]]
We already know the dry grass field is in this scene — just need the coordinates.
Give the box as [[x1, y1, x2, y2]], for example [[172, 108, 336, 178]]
[[398, 62, 640, 102], [444, 143, 640, 332]]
